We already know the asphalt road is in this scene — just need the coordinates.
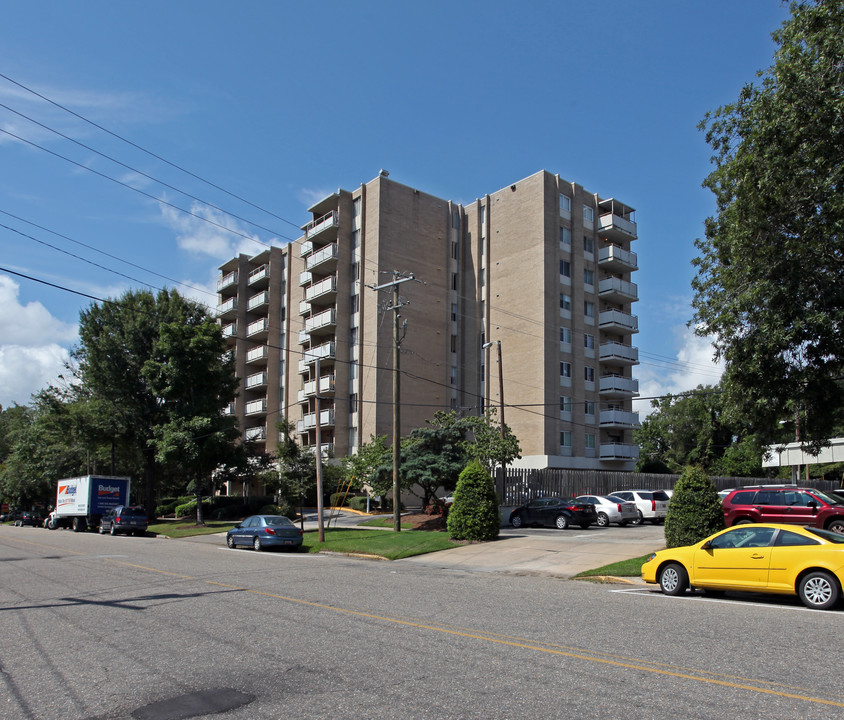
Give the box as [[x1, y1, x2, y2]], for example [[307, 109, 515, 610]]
[[1, 524, 843, 720]]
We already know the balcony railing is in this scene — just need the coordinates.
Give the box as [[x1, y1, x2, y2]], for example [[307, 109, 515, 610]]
[[248, 264, 268, 286], [217, 270, 238, 292], [244, 398, 267, 416], [299, 270, 312, 287], [597, 245, 638, 272], [244, 426, 266, 442], [247, 290, 270, 312], [245, 371, 268, 389], [299, 300, 311, 316], [599, 409, 641, 428], [304, 210, 338, 240], [221, 322, 237, 338], [300, 240, 313, 258], [598, 213, 638, 240], [304, 341, 336, 364], [598, 309, 638, 334], [246, 345, 269, 364], [247, 318, 269, 337], [599, 277, 638, 303], [216, 298, 237, 318], [599, 443, 640, 460], [305, 243, 339, 272], [305, 308, 336, 334], [297, 408, 336, 432], [599, 374, 639, 396], [599, 342, 639, 365], [305, 275, 337, 303]]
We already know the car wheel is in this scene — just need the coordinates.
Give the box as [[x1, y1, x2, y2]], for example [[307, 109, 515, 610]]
[[659, 562, 689, 596], [826, 518, 844, 534], [596, 512, 609, 528], [733, 518, 754, 525], [110, 525, 117, 536], [555, 515, 569, 530], [631, 510, 644, 526], [798, 571, 840, 610], [226, 535, 236, 549], [253, 536, 262, 552], [510, 513, 524, 529], [99, 525, 106, 534]]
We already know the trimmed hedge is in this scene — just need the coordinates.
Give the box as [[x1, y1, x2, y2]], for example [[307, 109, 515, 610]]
[[348, 496, 370, 512], [447, 460, 500, 541], [664, 466, 725, 548]]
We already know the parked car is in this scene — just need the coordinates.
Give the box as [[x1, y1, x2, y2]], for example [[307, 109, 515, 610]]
[[14, 511, 41, 527], [609, 490, 669, 525], [508, 498, 597, 530], [642, 523, 844, 610], [825, 488, 844, 505], [575, 495, 638, 527], [99, 506, 148, 536], [226, 515, 304, 551], [721, 486, 844, 533]]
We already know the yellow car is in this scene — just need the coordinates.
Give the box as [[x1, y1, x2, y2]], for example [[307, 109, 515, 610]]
[[641, 524, 844, 610]]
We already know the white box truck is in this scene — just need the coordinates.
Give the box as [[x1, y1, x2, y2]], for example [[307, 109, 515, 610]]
[[48, 475, 131, 532]]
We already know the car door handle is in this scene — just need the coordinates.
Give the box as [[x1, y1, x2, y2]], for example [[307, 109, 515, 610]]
[[751, 553, 766, 559]]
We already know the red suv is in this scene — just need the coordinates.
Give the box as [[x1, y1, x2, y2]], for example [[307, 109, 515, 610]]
[[722, 486, 844, 534]]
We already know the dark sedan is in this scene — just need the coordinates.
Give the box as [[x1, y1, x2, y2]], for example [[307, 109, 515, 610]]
[[509, 497, 598, 530], [226, 515, 304, 551]]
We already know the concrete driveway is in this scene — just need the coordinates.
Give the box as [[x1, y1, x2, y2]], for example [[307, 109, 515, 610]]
[[398, 522, 666, 578]]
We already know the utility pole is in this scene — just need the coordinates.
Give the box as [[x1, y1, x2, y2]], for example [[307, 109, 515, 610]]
[[484, 339, 506, 498], [369, 272, 414, 532]]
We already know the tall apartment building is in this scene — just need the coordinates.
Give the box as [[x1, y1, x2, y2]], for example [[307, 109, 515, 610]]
[[216, 169, 640, 481]]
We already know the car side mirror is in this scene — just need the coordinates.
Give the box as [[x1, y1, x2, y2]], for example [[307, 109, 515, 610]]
[[701, 540, 712, 550], [807, 500, 817, 508]]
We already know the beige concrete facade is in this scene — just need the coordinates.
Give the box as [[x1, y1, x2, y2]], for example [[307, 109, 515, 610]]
[[216, 170, 640, 476]]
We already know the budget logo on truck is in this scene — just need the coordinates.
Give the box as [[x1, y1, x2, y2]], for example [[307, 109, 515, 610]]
[[57, 482, 78, 509]]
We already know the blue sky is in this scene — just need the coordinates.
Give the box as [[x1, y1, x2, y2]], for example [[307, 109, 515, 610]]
[[0, 1, 792, 410]]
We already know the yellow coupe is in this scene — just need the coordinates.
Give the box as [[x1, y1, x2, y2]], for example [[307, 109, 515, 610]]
[[641, 524, 844, 610]]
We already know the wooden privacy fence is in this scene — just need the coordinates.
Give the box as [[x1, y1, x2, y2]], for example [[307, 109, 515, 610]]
[[501, 468, 837, 507]]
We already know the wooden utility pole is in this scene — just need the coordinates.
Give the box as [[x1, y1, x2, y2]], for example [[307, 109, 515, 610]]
[[369, 272, 414, 532]]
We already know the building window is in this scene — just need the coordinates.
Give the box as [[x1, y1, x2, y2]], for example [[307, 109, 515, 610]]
[[349, 393, 358, 413], [450, 367, 457, 386], [480, 268, 486, 287], [560, 293, 572, 311], [584, 401, 596, 417], [584, 268, 594, 286], [350, 293, 359, 313], [584, 236, 594, 255], [351, 261, 360, 281], [452, 273, 458, 291], [349, 327, 358, 347], [560, 431, 572, 453], [584, 366, 595, 382], [584, 301, 595, 319], [585, 433, 596, 450], [450, 335, 457, 353], [560, 194, 571, 214], [560, 327, 572, 345], [451, 303, 458, 322], [560, 361, 572, 378], [583, 205, 594, 223], [560, 260, 571, 278], [560, 396, 572, 414], [560, 226, 571, 248], [452, 241, 459, 260], [351, 229, 360, 250], [584, 334, 595, 349]]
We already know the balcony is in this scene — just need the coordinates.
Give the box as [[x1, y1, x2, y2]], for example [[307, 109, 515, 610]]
[[597, 245, 638, 273], [305, 275, 337, 305], [223, 402, 235, 416], [598, 213, 637, 241], [300, 375, 336, 401], [599, 443, 640, 461], [299, 270, 312, 287], [299, 300, 311, 316], [599, 341, 639, 366], [221, 322, 237, 339], [304, 443, 334, 458], [245, 371, 268, 389], [216, 297, 237, 319], [300, 240, 313, 258], [244, 398, 267, 416], [248, 264, 269, 288], [305, 308, 336, 336], [303, 210, 338, 243], [599, 409, 641, 428], [246, 317, 269, 339], [217, 270, 238, 294], [304, 341, 336, 365], [305, 243, 339, 273], [244, 426, 266, 442], [599, 277, 638, 303], [248, 290, 270, 312], [245, 345, 269, 365], [298, 329, 310, 346], [599, 374, 639, 397], [297, 408, 336, 432], [599, 309, 639, 335]]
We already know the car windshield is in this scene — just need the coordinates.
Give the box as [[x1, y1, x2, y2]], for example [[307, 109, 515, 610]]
[[806, 527, 844, 544], [122, 507, 146, 516], [263, 516, 294, 526], [808, 490, 843, 506], [652, 491, 669, 501]]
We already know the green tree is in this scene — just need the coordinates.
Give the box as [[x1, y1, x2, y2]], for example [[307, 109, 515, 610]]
[[76, 289, 238, 514], [446, 460, 500, 542], [664, 466, 725, 549], [693, 0, 844, 448], [398, 420, 471, 509], [272, 418, 316, 521]]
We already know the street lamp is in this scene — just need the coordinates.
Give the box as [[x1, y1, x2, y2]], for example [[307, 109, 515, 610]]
[[483, 339, 506, 498]]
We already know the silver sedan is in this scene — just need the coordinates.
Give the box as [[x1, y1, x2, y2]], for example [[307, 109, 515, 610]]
[[575, 495, 638, 527]]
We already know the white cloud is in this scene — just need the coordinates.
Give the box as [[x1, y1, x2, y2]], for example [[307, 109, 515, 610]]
[[635, 324, 725, 415], [0, 274, 78, 407]]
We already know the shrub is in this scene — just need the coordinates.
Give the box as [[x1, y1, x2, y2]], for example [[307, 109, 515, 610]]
[[329, 492, 350, 508], [447, 460, 500, 541], [348, 496, 370, 512], [664, 466, 725, 548]]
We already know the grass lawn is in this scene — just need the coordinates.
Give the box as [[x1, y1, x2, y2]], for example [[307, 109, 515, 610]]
[[358, 517, 415, 530], [301, 527, 462, 560], [148, 519, 238, 538], [574, 553, 652, 579]]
